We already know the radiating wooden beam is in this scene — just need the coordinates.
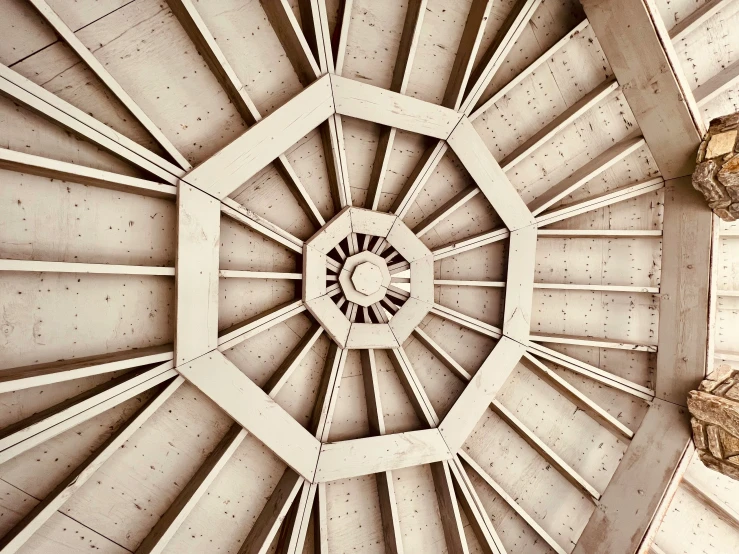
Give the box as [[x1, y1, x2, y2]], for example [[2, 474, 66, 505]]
[[413, 328, 472, 381], [573, 399, 692, 554], [439, 337, 524, 452], [431, 460, 470, 554], [448, 456, 507, 554], [0, 147, 177, 198], [431, 304, 503, 339], [365, 0, 428, 210], [276, 481, 317, 554], [0, 345, 173, 394], [694, 59, 739, 107], [500, 79, 620, 171], [491, 399, 601, 501], [414, 187, 480, 237], [521, 353, 634, 441], [262, 0, 321, 85], [536, 177, 665, 227], [581, 0, 703, 179], [175, 184, 220, 366], [29, 0, 191, 171], [0, 64, 183, 185], [459, 450, 566, 554], [470, 19, 589, 120], [177, 351, 321, 480], [527, 342, 655, 401], [0, 363, 176, 465], [239, 467, 304, 554], [265, 324, 324, 397], [137, 424, 247, 554], [434, 280, 660, 294], [530, 333, 657, 353], [682, 472, 739, 531], [218, 299, 306, 352], [461, 0, 542, 114], [668, 0, 730, 41], [183, 75, 334, 199], [392, 141, 449, 219], [221, 198, 304, 254], [528, 135, 646, 216], [0, 259, 174, 276], [310, 343, 348, 441], [537, 229, 663, 238], [388, 348, 439, 427], [432, 227, 510, 260], [447, 117, 535, 230], [0, 376, 183, 554], [314, 429, 452, 482], [656, 177, 713, 405], [218, 270, 302, 280]]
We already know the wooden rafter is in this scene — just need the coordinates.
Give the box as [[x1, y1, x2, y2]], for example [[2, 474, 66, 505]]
[[218, 299, 307, 352]]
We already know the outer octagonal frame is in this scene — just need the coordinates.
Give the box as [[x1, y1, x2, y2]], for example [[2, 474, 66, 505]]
[[172, 75, 535, 484]]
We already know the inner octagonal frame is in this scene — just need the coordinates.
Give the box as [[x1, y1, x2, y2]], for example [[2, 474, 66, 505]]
[[172, 73, 536, 483]]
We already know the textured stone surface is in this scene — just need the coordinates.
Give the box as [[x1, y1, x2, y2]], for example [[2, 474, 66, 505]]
[[689, 365, 739, 480], [693, 113, 739, 221]]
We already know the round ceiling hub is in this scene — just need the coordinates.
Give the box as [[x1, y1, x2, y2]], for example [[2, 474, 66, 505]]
[[352, 262, 383, 295]]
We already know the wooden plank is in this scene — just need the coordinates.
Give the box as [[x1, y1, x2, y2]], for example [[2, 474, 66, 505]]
[[470, 19, 590, 120], [331, 75, 461, 139], [414, 187, 480, 237], [314, 429, 452, 482], [527, 342, 656, 401], [581, 0, 703, 179], [657, 177, 713, 406], [448, 457, 507, 554], [431, 460, 470, 554], [315, 482, 329, 552], [239, 468, 304, 554], [491, 399, 601, 501], [29, 0, 190, 171], [459, 450, 566, 554], [333, 0, 353, 74], [177, 351, 321, 480], [500, 79, 620, 171], [503, 225, 536, 342], [0, 259, 174, 276], [682, 473, 739, 531], [668, 0, 729, 40], [431, 304, 503, 339], [0, 147, 177, 198], [219, 270, 302, 280], [184, 75, 334, 199], [175, 184, 220, 366], [536, 177, 665, 227], [392, 141, 449, 218], [218, 299, 307, 352], [432, 227, 510, 260], [439, 337, 524, 452], [573, 399, 692, 554], [444, 0, 494, 110], [528, 135, 646, 216], [521, 353, 634, 441], [310, 344, 348, 441], [0, 64, 183, 185], [461, 0, 542, 114], [0, 363, 176, 465], [137, 424, 248, 554], [530, 332, 657, 352], [413, 328, 472, 382], [694, 59, 739, 107], [447, 117, 535, 231], [276, 481, 317, 554], [221, 198, 304, 254], [0, 377, 183, 554], [0, 345, 173, 393], [388, 347, 439, 427]]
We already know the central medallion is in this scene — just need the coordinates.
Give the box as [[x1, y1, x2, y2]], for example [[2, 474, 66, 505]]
[[302, 207, 434, 349]]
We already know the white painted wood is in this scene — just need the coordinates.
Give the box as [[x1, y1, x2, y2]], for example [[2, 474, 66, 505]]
[[573, 399, 692, 554], [177, 351, 321, 481], [581, 0, 703, 179], [310, 344, 348, 442], [175, 184, 220, 366], [0, 363, 177, 465], [0, 147, 177, 198], [276, 481, 317, 554], [265, 323, 324, 398], [537, 229, 663, 238], [0, 345, 173, 393], [388, 347, 439, 427], [0, 259, 174, 276], [0, 377, 184, 554], [0, 63, 183, 184], [314, 429, 452, 482], [221, 198, 304, 254], [392, 141, 449, 219], [414, 187, 480, 237], [331, 75, 461, 138], [530, 333, 657, 352], [668, 0, 730, 40], [413, 328, 472, 382], [431, 460, 470, 554], [439, 337, 525, 452], [28, 0, 191, 171], [184, 75, 334, 199], [447, 117, 535, 231], [694, 59, 739, 106], [219, 270, 302, 280], [503, 225, 536, 342], [431, 304, 502, 339], [432, 227, 510, 260], [218, 300, 307, 351]]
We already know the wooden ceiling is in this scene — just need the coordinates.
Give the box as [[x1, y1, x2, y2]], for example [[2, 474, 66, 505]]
[[0, 0, 738, 552]]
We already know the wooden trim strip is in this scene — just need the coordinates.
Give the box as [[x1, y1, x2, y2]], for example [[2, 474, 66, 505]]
[[391, 141, 449, 219], [530, 332, 657, 352], [310, 344, 348, 442], [431, 304, 503, 339], [537, 229, 663, 238], [694, 59, 739, 107], [414, 187, 480, 237], [218, 299, 306, 351], [413, 328, 472, 381], [0, 363, 177, 466], [681, 472, 739, 530], [0, 344, 173, 394], [668, 0, 729, 41], [218, 270, 302, 280], [0, 64, 183, 184], [432, 227, 510, 260], [431, 460, 470, 554], [137, 424, 248, 554], [0, 147, 176, 198], [0, 259, 174, 276], [276, 481, 317, 553], [0, 377, 183, 554], [388, 348, 439, 427], [29, 0, 191, 171], [221, 198, 304, 254], [265, 324, 324, 397]]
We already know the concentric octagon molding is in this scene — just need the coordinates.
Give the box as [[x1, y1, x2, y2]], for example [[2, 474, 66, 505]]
[[173, 74, 536, 483]]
